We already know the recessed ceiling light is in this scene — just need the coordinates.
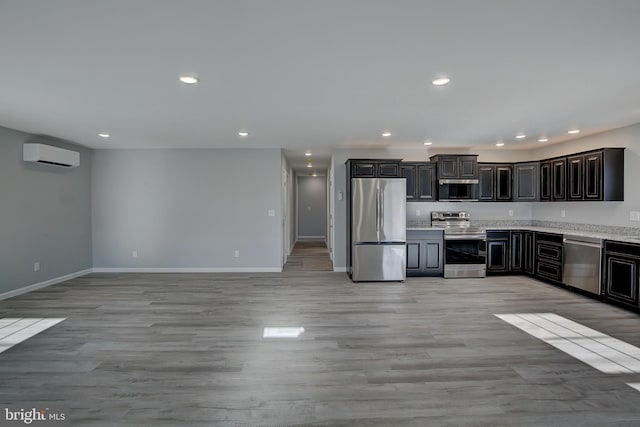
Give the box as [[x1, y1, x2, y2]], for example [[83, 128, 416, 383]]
[[238, 131, 249, 137], [432, 77, 451, 86], [312, 173, 317, 177], [98, 133, 110, 138], [538, 137, 549, 142], [179, 75, 199, 85], [307, 164, 313, 168], [382, 132, 392, 137], [496, 142, 505, 147], [304, 151, 312, 156], [515, 134, 526, 139], [423, 140, 433, 146], [568, 129, 580, 134]]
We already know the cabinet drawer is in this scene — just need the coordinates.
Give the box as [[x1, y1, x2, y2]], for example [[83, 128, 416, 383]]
[[537, 242, 562, 262], [536, 260, 563, 283]]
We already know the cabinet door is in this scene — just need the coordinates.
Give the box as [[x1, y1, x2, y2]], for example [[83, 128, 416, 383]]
[[478, 165, 495, 201], [524, 232, 535, 274], [424, 241, 443, 272], [378, 162, 401, 177], [417, 163, 436, 201], [510, 232, 523, 272], [352, 162, 376, 178], [406, 241, 422, 272], [567, 155, 583, 200], [584, 151, 603, 200], [540, 161, 552, 201], [496, 165, 512, 200], [487, 240, 509, 272], [459, 156, 478, 178], [605, 254, 639, 306], [552, 159, 567, 200], [401, 164, 417, 201], [514, 162, 539, 201], [437, 156, 458, 178]]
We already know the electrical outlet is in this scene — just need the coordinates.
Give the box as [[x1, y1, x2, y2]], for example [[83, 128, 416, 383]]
[[630, 211, 640, 221], [338, 192, 343, 201], [508, 209, 514, 217], [132, 250, 138, 258], [416, 210, 421, 217], [560, 210, 566, 218], [33, 262, 40, 272], [234, 250, 240, 258]]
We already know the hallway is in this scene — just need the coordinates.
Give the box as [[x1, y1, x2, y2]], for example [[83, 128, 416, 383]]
[[283, 240, 333, 272]]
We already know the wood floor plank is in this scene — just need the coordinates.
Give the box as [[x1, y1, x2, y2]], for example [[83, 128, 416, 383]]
[[2, 271, 640, 425]]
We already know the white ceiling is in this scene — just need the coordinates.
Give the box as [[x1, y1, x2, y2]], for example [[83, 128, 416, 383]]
[[1, 1, 640, 172]]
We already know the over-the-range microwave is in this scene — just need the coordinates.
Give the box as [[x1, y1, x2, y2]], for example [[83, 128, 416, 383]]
[[438, 179, 479, 201]]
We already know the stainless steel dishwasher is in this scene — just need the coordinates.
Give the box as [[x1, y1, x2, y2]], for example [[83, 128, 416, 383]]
[[562, 234, 603, 296]]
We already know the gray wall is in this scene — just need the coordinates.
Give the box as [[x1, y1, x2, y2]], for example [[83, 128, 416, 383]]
[[530, 123, 640, 227], [297, 175, 327, 238], [0, 126, 92, 294], [330, 126, 640, 268], [92, 148, 283, 270]]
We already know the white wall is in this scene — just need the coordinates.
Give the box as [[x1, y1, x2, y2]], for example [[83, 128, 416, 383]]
[[92, 148, 283, 271]]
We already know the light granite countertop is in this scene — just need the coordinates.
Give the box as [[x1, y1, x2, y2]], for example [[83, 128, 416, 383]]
[[406, 224, 640, 244]]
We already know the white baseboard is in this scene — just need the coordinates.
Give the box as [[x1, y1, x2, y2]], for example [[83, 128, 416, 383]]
[[0, 269, 93, 301], [333, 267, 348, 272], [297, 236, 326, 240], [92, 267, 283, 273]]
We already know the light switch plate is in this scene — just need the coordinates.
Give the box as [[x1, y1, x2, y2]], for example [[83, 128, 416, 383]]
[[268, 209, 275, 217], [630, 211, 640, 221], [416, 210, 421, 217]]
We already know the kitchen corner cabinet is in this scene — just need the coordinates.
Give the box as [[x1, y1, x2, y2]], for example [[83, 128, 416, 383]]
[[513, 162, 539, 201], [486, 231, 510, 274], [479, 163, 512, 201], [603, 241, 640, 308], [406, 230, 444, 276], [430, 155, 478, 179], [402, 162, 436, 202], [347, 159, 402, 178]]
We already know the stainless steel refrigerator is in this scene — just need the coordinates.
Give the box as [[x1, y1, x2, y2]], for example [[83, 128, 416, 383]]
[[351, 178, 406, 282]]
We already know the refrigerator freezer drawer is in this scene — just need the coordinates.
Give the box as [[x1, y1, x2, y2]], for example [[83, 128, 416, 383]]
[[352, 244, 406, 282]]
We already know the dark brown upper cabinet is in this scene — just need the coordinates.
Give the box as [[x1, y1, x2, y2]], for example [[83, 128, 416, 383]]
[[479, 163, 512, 201], [567, 148, 624, 201], [541, 158, 567, 201], [401, 162, 436, 202], [430, 155, 478, 179], [514, 162, 539, 201], [347, 159, 402, 178]]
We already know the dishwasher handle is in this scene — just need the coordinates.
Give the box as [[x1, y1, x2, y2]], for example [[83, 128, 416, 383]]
[[563, 238, 601, 249]]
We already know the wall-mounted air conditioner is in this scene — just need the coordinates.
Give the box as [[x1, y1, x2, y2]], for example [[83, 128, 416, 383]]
[[23, 143, 80, 168]]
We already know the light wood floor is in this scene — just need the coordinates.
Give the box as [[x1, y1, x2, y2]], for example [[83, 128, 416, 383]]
[[2, 271, 640, 426], [283, 240, 333, 272]]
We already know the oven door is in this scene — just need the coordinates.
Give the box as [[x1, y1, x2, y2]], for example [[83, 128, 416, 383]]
[[444, 236, 487, 278]]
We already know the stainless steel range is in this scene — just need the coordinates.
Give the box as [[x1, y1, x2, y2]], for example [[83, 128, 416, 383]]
[[431, 211, 487, 278]]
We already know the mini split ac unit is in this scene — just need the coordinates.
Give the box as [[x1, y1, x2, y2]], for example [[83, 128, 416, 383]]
[[23, 143, 80, 168]]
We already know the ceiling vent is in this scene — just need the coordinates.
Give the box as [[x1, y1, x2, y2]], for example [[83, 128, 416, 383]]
[[23, 143, 80, 168]]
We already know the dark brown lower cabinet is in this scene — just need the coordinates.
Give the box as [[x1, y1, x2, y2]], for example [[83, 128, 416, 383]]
[[534, 232, 563, 284], [604, 241, 640, 308], [510, 231, 523, 272], [406, 230, 444, 277], [487, 231, 510, 274]]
